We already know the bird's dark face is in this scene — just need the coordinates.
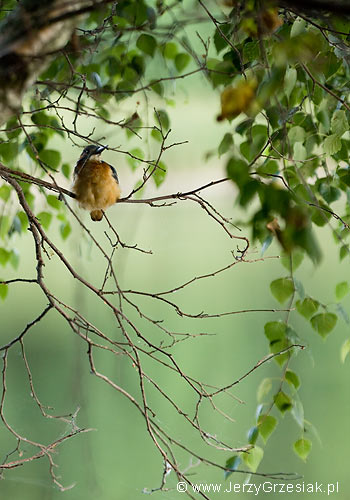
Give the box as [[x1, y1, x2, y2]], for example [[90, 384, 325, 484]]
[[80, 144, 107, 160]]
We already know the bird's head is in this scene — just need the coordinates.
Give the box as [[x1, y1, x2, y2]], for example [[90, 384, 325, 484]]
[[80, 144, 108, 162]]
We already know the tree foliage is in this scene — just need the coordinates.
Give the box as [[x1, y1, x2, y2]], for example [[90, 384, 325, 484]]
[[1, 0, 350, 495]]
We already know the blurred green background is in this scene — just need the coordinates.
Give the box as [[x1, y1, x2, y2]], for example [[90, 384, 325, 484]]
[[1, 75, 350, 500]]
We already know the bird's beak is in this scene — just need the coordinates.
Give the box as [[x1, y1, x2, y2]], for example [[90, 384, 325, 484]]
[[96, 145, 108, 154]]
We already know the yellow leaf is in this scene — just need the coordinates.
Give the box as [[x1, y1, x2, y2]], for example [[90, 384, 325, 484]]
[[260, 8, 283, 35], [217, 80, 257, 121]]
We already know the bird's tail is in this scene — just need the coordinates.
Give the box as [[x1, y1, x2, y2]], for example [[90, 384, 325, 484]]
[[90, 209, 103, 222]]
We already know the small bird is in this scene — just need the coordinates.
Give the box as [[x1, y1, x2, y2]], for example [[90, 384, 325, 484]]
[[72, 145, 121, 221]]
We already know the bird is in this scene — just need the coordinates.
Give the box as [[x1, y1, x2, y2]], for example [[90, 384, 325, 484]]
[[72, 145, 121, 222]]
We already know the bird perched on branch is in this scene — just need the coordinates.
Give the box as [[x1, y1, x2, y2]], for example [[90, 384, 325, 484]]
[[72, 145, 121, 222]]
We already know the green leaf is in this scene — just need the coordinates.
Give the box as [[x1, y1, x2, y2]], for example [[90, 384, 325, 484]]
[[163, 42, 177, 59], [261, 235, 273, 256], [5, 117, 21, 139], [291, 399, 304, 428], [127, 148, 144, 171], [218, 133, 233, 156], [0, 142, 18, 162], [243, 41, 259, 64], [236, 118, 254, 135], [285, 370, 300, 389], [10, 216, 22, 236], [286, 325, 300, 344], [136, 34, 156, 56], [274, 391, 292, 414], [9, 248, 19, 270], [0, 248, 10, 266], [214, 24, 231, 53], [311, 202, 332, 227], [37, 211, 52, 230], [318, 182, 340, 204], [293, 142, 307, 162], [324, 134, 341, 156], [226, 158, 250, 187], [247, 426, 259, 445], [280, 251, 304, 271], [336, 302, 349, 324], [151, 129, 162, 142], [0, 215, 11, 240], [175, 53, 190, 72], [310, 312, 337, 338], [291, 17, 307, 38], [62, 163, 70, 179], [0, 282, 8, 300], [60, 221, 71, 240], [340, 338, 350, 363], [264, 321, 286, 342], [257, 160, 279, 175], [257, 378, 272, 402], [0, 185, 11, 202], [258, 415, 277, 443], [284, 67, 297, 98], [46, 195, 61, 210], [242, 446, 263, 473], [294, 279, 305, 299], [91, 72, 102, 88], [289, 126, 305, 144], [224, 456, 241, 479], [155, 109, 170, 131], [335, 281, 350, 301], [31, 111, 50, 126], [149, 80, 163, 96], [240, 141, 256, 162], [17, 212, 28, 231], [40, 149, 61, 170], [269, 339, 290, 366], [293, 438, 312, 461], [153, 161, 167, 187], [339, 244, 349, 261], [331, 109, 348, 137], [296, 297, 319, 319], [252, 124, 267, 142], [270, 277, 294, 304]]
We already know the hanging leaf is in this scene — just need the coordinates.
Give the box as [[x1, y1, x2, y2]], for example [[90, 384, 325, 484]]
[[324, 134, 341, 155], [247, 426, 259, 445], [274, 391, 292, 414], [258, 415, 277, 443], [153, 161, 167, 187], [257, 378, 272, 402], [296, 297, 319, 319], [136, 34, 157, 56], [293, 438, 312, 461], [224, 456, 241, 479], [40, 149, 61, 170], [285, 370, 300, 389], [218, 133, 233, 156], [242, 446, 264, 472], [270, 277, 294, 304], [335, 281, 350, 301], [331, 109, 348, 137], [175, 53, 190, 72], [0, 282, 8, 300], [310, 312, 337, 338], [340, 339, 350, 363]]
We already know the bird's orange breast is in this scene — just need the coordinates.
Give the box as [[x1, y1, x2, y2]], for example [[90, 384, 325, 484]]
[[72, 160, 121, 212]]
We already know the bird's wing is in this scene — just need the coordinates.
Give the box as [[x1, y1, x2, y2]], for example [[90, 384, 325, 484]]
[[74, 157, 86, 178], [106, 163, 119, 184]]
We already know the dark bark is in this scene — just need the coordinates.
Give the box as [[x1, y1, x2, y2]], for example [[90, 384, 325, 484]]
[[280, 0, 350, 15], [0, 0, 112, 125]]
